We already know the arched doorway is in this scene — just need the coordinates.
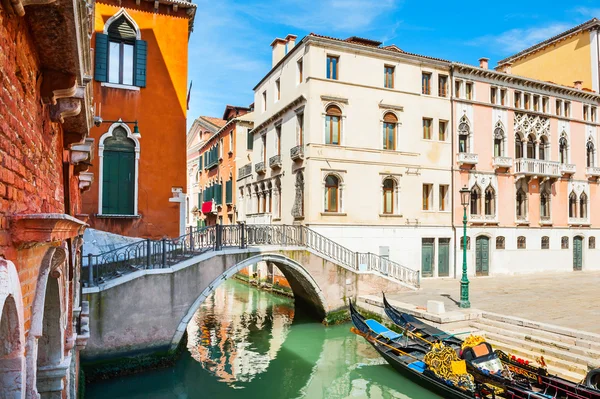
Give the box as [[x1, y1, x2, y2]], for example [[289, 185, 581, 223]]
[[475, 236, 490, 276], [573, 236, 583, 271]]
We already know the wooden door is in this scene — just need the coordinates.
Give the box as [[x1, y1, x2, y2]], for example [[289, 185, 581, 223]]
[[438, 238, 450, 277], [475, 236, 489, 276], [573, 236, 583, 271], [421, 238, 434, 277], [102, 150, 134, 215]]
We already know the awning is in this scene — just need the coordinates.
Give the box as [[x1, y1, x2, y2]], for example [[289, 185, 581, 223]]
[[201, 201, 214, 214]]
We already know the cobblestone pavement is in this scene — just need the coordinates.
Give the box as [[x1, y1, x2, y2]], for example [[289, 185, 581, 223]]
[[385, 271, 600, 334]]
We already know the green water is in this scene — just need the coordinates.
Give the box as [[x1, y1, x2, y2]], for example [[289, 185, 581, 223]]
[[86, 279, 440, 399]]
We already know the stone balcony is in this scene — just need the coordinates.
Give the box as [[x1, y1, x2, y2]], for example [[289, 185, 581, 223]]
[[469, 214, 498, 224], [492, 156, 512, 170], [457, 152, 478, 166], [516, 215, 529, 225], [290, 145, 304, 161], [269, 154, 282, 169], [255, 161, 266, 174], [560, 163, 576, 176], [586, 166, 600, 179], [238, 163, 252, 179], [514, 158, 561, 179], [539, 216, 552, 226], [569, 217, 591, 226]]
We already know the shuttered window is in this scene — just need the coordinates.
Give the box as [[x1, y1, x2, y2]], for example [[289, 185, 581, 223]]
[[214, 184, 223, 205], [225, 180, 233, 204], [102, 127, 135, 215]]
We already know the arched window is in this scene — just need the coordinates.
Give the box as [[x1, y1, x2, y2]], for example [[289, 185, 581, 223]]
[[526, 134, 536, 159], [458, 117, 470, 153], [494, 124, 504, 157], [580, 192, 588, 219], [383, 113, 397, 150], [516, 188, 526, 219], [470, 185, 481, 216], [324, 174, 339, 212], [559, 136, 568, 164], [382, 178, 395, 214], [517, 236, 526, 249], [589, 236, 596, 249], [460, 236, 470, 250], [484, 186, 495, 216], [325, 105, 342, 145], [561, 236, 569, 249], [107, 15, 138, 85], [495, 236, 505, 249], [540, 189, 550, 219], [541, 236, 550, 249], [101, 126, 137, 215], [587, 139, 595, 167], [515, 134, 523, 159], [538, 135, 547, 160], [569, 191, 577, 218]]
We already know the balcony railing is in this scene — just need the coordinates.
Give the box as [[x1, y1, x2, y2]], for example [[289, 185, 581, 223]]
[[516, 215, 529, 224], [469, 214, 497, 224], [492, 156, 512, 169], [255, 161, 266, 174], [514, 158, 561, 178], [290, 145, 304, 161], [569, 217, 591, 226], [238, 163, 252, 178], [457, 152, 478, 166], [586, 166, 600, 178], [540, 215, 552, 225], [560, 163, 576, 175], [269, 154, 282, 169]]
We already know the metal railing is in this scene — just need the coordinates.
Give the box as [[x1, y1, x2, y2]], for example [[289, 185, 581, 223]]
[[83, 224, 420, 289]]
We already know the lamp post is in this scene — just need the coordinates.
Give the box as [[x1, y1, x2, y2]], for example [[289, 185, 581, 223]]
[[459, 185, 471, 309]]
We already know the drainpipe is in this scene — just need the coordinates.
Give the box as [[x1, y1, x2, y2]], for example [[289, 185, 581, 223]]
[[450, 65, 457, 279]]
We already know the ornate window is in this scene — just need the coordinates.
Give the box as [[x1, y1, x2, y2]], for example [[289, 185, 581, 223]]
[[382, 178, 396, 214], [561, 236, 569, 249], [470, 185, 481, 216], [458, 116, 470, 153], [538, 135, 548, 160], [526, 134, 536, 159], [587, 139, 595, 167], [517, 236, 526, 249], [325, 105, 342, 145], [589, 236, 596, 249], [541, 236, 550, 249], [324, 174, 340, 212], [516, 187, 527, 219], [383, 112, 397, 150], [515, 134, 523, 159], [559, 135, 568, 164], [484, 186, 495, 217], [493, 123, 505, 157], [540, 183, 551, 220], [496, 236, 505, 249], [460, 236, 471, 250], [569, 191, 577, 218], [580, 192, 588, 219]]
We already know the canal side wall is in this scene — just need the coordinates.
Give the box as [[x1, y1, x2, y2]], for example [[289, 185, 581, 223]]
[[81, 246, 409, 362]]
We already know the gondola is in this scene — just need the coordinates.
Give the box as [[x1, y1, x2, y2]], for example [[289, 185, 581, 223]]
[[382, 293, 600, 399], [349, 300, 552, 399]]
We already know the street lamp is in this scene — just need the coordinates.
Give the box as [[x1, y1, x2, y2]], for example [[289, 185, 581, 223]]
[[459, 185, 471, 309]]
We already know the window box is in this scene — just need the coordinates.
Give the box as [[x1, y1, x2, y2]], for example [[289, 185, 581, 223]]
[[269, 154, 282, 169], [560, 163, 576, 175], [255, 162, 266, 174], [492, 156, 512, 170], [290, 145, 304, 161], [586, 167, 600, 179], [457, 152, 478, 166]]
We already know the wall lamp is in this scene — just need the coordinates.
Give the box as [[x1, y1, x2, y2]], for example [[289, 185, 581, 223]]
[[93, 116, 140, 135]]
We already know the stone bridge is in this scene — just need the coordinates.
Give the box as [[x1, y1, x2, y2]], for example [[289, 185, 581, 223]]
[[81, 225, 419, 360]]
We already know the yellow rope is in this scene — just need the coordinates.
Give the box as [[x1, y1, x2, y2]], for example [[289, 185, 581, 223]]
[[423, 342, 475, 390]]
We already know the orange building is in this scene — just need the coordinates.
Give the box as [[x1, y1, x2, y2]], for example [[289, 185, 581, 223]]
[[82, 0, 196, 239], [192, 106, 253, 226]]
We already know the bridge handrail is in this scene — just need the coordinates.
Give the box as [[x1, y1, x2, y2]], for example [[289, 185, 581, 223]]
[[83, 224, 419, 289]]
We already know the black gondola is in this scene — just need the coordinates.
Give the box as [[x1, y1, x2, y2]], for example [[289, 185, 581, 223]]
[[381, 293, 600, 399]]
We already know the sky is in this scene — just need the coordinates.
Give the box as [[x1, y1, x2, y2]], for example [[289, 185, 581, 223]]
[[186, 0, 600, 127]]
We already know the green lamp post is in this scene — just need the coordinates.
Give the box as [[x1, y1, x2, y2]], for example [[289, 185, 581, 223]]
[[459, 185, 471, 309]]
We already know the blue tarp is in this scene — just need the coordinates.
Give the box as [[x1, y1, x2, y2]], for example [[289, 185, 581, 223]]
[[365, 319, 402, 340]]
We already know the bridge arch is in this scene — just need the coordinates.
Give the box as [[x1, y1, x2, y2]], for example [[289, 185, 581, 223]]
[[170, 253, 328, 350]]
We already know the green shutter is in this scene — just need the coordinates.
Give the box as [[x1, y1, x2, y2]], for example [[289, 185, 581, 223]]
[[247, 130, 253, 150], [197, 192, 201, 207], [102, 151, 134, 214], [134, 40, 147, 88], [226, 180, 232, 204], [214, 184, 222, 205], [94, 33, 109, 82]]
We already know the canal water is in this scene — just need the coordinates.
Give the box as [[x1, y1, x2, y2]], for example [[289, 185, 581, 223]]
[[86, 279, 440, 399]]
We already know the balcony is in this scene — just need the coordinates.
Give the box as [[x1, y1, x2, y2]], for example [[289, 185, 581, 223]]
[[586, 166, 600, 179], [269, 154, 282, 169], [290, 145, 304, 161], [469, 214, 497, 224], [569, 217, 591, 226], [457, 152, 478, 166], [516, 215, 529, 225], [492, 156, 512, 170], [255, 161, 266, 174], [540, 215, 552, 226], [238, 163, 252, 179], [560, 163, 576, 176], [514, 158, 561, 179]]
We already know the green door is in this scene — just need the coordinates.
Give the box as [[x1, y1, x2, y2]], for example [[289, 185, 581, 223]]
[[475, 236, 489, 276], [573, 236, 583, 271], [102, 150, 135, 215], [438, 238, 450, 277], [421, 238, 435, 277]]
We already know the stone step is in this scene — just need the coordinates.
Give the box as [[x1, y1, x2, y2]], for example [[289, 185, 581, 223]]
[[471, 321, 600, 361], [485, 338, 587, 383]]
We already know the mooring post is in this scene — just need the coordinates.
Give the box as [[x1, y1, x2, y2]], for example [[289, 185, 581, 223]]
[[87, 253, 93, 286], [161, 238, 167, 267]]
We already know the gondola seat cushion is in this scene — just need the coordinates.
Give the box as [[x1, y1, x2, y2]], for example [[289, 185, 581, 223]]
[[365, 319, 402, 340], [407, 361, 427, 373]]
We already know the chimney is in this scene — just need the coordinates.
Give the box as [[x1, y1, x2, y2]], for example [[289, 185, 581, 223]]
[[574, 80, 583, 90], [270, 38, 287, 67], [285, 34, 297, 52], [479, 57, 489, 70], [498, 62, 512, 74]]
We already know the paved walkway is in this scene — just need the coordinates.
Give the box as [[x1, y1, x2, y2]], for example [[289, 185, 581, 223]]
[[386, 271, 600, 334]]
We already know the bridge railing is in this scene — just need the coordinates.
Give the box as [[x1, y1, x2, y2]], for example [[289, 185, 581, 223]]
[[83, 224, 419, 289]]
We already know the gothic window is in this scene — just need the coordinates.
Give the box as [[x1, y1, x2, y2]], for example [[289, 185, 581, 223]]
[[569, 191, 577, 218], [541, 236, 550, 249], [493, 123, 504, 157], [470, 185, 481, 216], [516, 187, 527, 219], [526, 134, 536, 159], [561, 236, 569, 249], [587, 139, 595, 167], [589, 237, 596, 249], [382, 178, 396, 214], [495, 236, 505, 249], [580, 192, 588, 219], [102, 126, 136, 215], [515, 134, 523, 159], [540, 189, 551, 219], [458, 116, 470, 153], [517, 236, 526, 249], [460, 236, 471, 250], [559, 135, 568, 164], [383, 112, 397, 150], [538, 135, 547, 161], [484, 185, 495, 217], [324, 174, 340, 212], [325, 105, 342, 145]]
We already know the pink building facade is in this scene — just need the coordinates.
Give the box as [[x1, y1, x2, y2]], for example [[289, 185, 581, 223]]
[[452, 61, 600, 276]]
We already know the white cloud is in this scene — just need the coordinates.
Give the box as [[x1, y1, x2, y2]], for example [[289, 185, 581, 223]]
[[574, 7, 600, 18], [467, 23, 572, 54]]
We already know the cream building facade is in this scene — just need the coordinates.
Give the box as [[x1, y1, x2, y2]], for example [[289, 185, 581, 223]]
[[238, 34, 456, 277]]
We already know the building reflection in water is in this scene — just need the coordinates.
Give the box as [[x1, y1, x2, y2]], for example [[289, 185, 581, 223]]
[[186, 279, 295, 387]]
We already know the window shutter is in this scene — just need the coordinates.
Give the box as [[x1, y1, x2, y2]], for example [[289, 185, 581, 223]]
[[134, 40, 147, 88], [94, 33, 109, 82], [247, 130, 253, 150], [197, 192, 201, 207], [215, 184, 222, 205], [226, 180, 232, 204]]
